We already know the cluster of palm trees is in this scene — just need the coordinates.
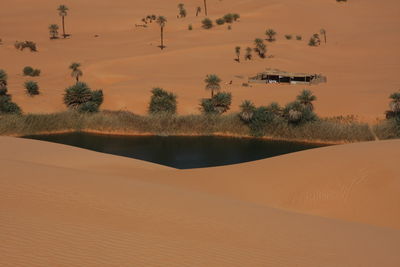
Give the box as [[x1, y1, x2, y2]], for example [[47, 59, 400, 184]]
[[48, 5, 69, 40]]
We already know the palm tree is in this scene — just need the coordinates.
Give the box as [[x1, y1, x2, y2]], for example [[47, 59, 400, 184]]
[[239, 100, 256, 121], [296, 89, 317, 111], [235, 46, 241, 62], [57, 5, 69, 38], [204, 74, 221, 98], [69, 62, 83, 83], [0, 69, 7, 92], [203, 0, 208, 16], [49, 24, 59, 39], [156, 16, 167, 50], [320, 29, 327, 44], [196, 6, 201, 16], [389, 92, 400, 113], [265, 29, 277, 42]]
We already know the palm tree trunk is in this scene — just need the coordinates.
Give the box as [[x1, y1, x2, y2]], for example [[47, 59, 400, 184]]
[[324, 34, 327, 44], [76, 76, 79, 83], [160, 27, 164, 49], [62, 16, 66, 38], [211, 89, 213, 98], [204, 0, 208, 16]]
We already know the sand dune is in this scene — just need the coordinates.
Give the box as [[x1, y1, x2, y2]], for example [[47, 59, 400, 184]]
[[1, 0, 400, 119], [1, 137, 400, 266]]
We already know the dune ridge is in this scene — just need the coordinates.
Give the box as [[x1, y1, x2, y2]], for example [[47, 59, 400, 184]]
[[1, 137, 400, 266]]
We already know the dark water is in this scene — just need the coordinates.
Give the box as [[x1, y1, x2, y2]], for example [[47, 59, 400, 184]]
[[23, 133, 327, 169]]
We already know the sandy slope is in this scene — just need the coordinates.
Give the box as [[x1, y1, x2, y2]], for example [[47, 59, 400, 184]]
[[1, 0, 400, 120], [1, 137, 400, 266]]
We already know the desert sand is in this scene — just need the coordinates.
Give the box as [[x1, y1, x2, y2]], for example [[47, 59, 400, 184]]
[[1, 0, 400, 266], [1, 0, 400, 121], [1, 137, 400, 266]]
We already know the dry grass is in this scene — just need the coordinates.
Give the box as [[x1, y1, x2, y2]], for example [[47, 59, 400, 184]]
[[0, 110, 376, 143]]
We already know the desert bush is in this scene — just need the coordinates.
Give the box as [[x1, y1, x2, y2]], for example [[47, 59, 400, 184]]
[[64, 82, 103, 112], [232, 14, 240, 21], [24, 81, 40, 96], [23, 66, 41, 77], [216, 18, 225, 25], [200, 92, 232, 115], [285, 34, 293, 40], [265, 29, 277, 42], [149, 88, 177, 114], [188, 24, 193, 30], [14, 41, 37, 52], [296, 35, 302, 41], [202, 18, 213, 29], [254, 38, 267, 58], [223, 14, 234, 23]]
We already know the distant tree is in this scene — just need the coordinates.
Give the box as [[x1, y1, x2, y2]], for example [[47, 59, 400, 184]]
[[296, 89, 317, 111], [57, 5, 69, 38], [204, 74, 221, 98], [203, 0, 208, 16], [254, 38, 267, 58], [64, 82, 103, 112], [235, 46, 241, 62], [196, 6, 202, 16], [245, 47, 252, 60], [49, 24, 59, 39], [265, 29, 277, 42], [148, 87, 177, 114], [386, 91, 400, 119], [239, 100, 256, 122], [223, 14, 234, 24], [0, 70, 21, 114], [178, 3, 187, 18], [200, 92, 232, 115], [69, 62, 83, 83], [283, 100, 317, 124], [24, 81, 40, 96], [156, 16, 167, 50], [320, 28, 327, 44], [202, 18, 213, 29]]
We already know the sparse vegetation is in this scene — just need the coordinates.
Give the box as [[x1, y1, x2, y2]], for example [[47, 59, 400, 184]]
[[254, 38, 267, 58], [235, 46, 241, 62], [188, 24, 193, 31], [265, 29, 277, 42], [23, 66, 41, 77], [63, 82, 103, 113], [245, 47, 252, 60], [57, 5, 69, 38], [216, 18, 225, 25], [0, 69, 21, 114], [14, 41, 37, 52], [202, 18, 213, 29], [178, 3, 187, 18], [156, 16, 167, 49], [296, 35, 302, 41], [309, 33, 321, 46], [49, 24, 59, 39], [148, 88, 177, 115], [284, 34, 293, 40], [69, 62, 83, 82], [200, 92, 232, 115], [24, 81, 40, 96], [204, 74, 221, 98]]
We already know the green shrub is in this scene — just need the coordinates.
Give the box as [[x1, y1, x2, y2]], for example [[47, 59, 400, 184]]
[[24, 81, 40, 96], [188, 24, 193, 30], [14, 41, 37, 52], [149, 88, 177, 114], [23, 66, 41, 77], [232, 14, 240, 21], [285, 34, 293, 40], [64, 82, 103, 112], [200, 92, 232, 115], [216, 18, 225, 25], [202, 18, 213, 29], [223, 13, 234, 23]]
